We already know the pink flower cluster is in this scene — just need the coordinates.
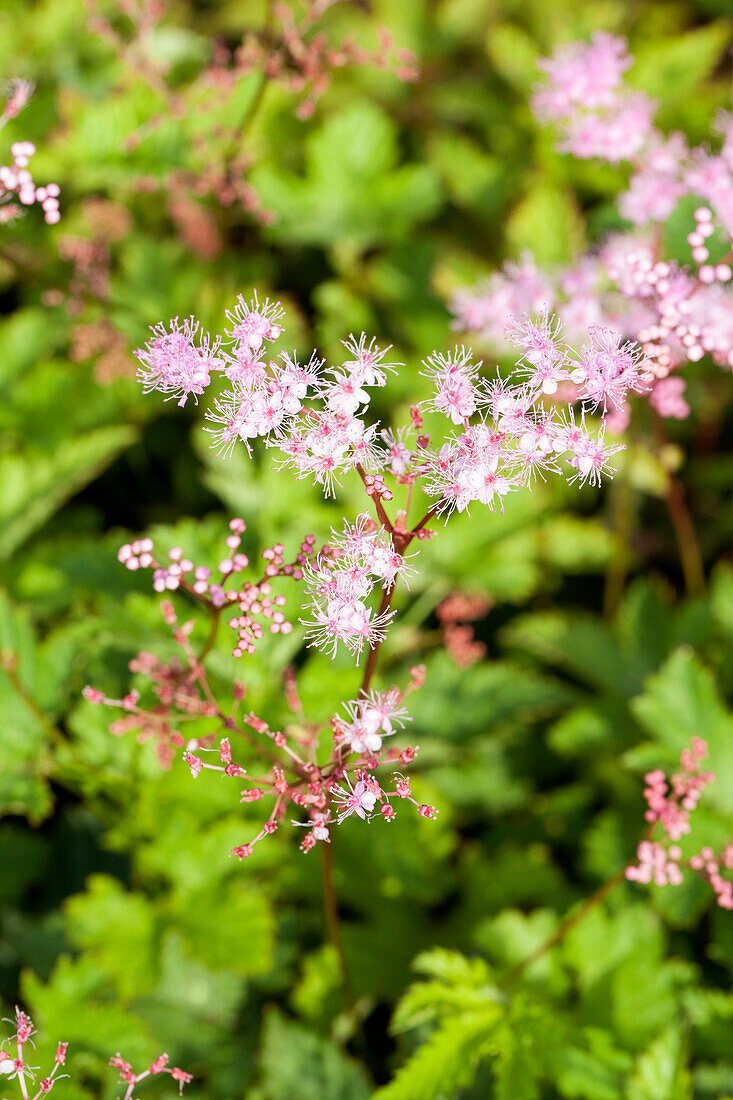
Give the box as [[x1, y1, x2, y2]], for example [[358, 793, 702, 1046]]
[[302, 514, 413, 660], [138, 292, 620, 505], [177, 670, 435, 859], [534, 35, 733, 237], [0, 1008, 67, 1099], [451, 230, 733, 429], [625, 739, 732, 908], [134, 293, 620, 667], [110, 1053, 192, 1100], [452, 36, 733, 430], [107, 288, 622, 860], [532, 33, 655, 163], [87, 555, 434, 857], [0, 81, 61, 225], [134, 317, 224, 408]]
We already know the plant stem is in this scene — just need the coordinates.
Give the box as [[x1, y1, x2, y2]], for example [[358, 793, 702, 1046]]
[[321, 836, 354, 1005], [652, 414, 705, 597], [603, 471, 636, 620], [1, 652, 68, 752], [222, 0, 276, 168], [359, 584, 396, 696], [197, 606, 221, 662], [502, 868, 626, 988], [664, 472, 705, 597]]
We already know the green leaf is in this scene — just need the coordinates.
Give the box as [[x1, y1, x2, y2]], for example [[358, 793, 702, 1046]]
[[626, 1027, 692, 1100], [251, 102, 442, 250], [485, 24, 540, 93], [506, 182, 586, 264], [630, 648, 733, 813], [64, 875, 158, 999], [375, 1008, 502, 1100], [258, 1009, 371, 1100], [0, 425, 138, 560], [171, 882, 275, 977], [630, 24, 730, 109]]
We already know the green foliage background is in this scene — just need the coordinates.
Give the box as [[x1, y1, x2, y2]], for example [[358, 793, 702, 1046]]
[[0, 0, 732, 1096]]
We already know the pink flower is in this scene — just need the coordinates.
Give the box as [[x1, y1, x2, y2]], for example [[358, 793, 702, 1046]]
[[135, 318, 223, 406], [225, 291, 284, 353], [507, 310, 569, 394], [422, 347, 481, 424], [332, 776, 378, 822], [571, 326, 650, 411]]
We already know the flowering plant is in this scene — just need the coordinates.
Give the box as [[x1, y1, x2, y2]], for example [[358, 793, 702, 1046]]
[[2, 8, 733, 1100], [0, 1009, 191, 1100], [81, 290, 636, 858]]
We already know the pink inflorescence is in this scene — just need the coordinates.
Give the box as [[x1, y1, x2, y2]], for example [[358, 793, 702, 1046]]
[[206, 673, 436, 857], [0, 82, 61, 225], [110, 1053, 192, 1100], [625, 738, 732, 908], [138, 292, 621, 517], [0, 1007, 67, 1100], [451, 36, 733, 430], [114, 519, 312, 657], [106, 289, 623, 859], [531, 33, 654, 163]]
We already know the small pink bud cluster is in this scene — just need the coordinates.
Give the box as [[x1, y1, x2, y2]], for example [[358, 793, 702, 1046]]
[[0, 142, 61, 223], [643, 736, 713, 839], [235, 5, 418, 122], [0, 1007, 67, 1100], [625, 840, 684, 887], [1, 82, 60, 225], [625, 739, 732, 908], [689, 846, 733, 910], [223, 677, 433, 857], [115, 523, 311, 656], [96, 633, 432, 860], [84, 637, 216, 770], [110, 1053, 192, 1099]]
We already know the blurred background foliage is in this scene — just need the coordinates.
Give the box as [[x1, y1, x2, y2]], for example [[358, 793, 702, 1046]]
[[0, 0, 732, 1097]]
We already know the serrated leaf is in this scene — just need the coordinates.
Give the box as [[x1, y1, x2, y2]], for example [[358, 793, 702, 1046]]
[[631, 648, 733, 813], [375, 1008, 502, 1100], [258, 1009, 370, 1100], [0, 425, 138, 560], [626, 1027, 692, 1100]]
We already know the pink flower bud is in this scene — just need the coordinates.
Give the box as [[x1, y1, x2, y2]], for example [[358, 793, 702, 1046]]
[[230, 844, 253, 860], [224, 763, 246, 777]]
